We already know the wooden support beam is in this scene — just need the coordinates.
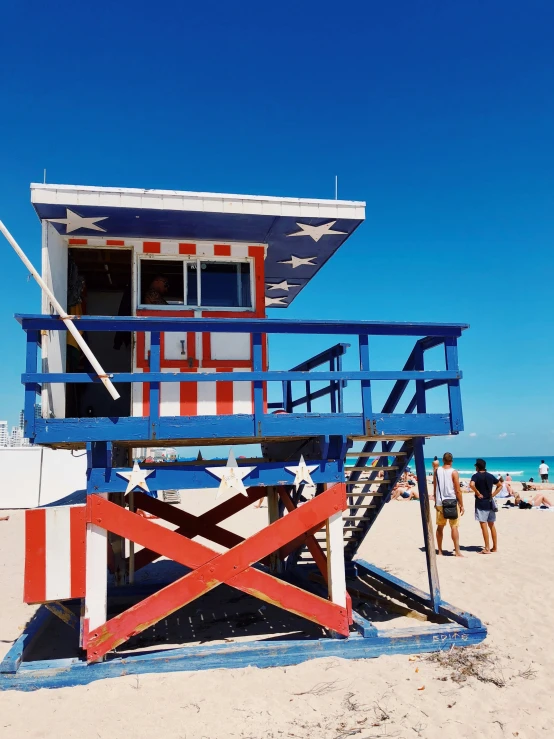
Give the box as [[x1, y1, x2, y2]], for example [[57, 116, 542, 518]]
[[326, 511, 347, 611], [413, 439, 441, 613], [86, 484, 349, 660], [267, 487, 283, 575]]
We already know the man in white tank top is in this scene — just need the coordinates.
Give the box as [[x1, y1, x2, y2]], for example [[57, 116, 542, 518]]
[[433, 452, 465, 557]]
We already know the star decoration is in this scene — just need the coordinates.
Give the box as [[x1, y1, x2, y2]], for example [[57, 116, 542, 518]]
[[206, 449, 256, 498], [285, 455, 318, 490], [287, 221, 347, 243], [46, 208, 108, 233], [266, 280, 299, 292], [278, 255, 317, 269], [117, 462, 154, 494], [265, 296, 288, 307]]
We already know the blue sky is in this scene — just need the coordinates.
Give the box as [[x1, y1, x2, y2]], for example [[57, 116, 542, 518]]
[[0, 1, 553, 456]]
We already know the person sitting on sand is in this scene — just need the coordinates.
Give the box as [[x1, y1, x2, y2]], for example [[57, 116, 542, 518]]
[[434, 452, 465, 557], [496, 476, 512, 498]]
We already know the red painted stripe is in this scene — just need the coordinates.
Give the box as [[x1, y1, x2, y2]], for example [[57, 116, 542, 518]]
[[249, 246, 266, 317], [142, 383, 150, 416], [24, 509, 46, 603], [179, 243, 196, 254], [106, 239, 125, 246], [214, 244, 231, 256], [68, 238, 88, 245], [143, 241, 161, 253], [216, 376, 234, 416], [70, 507, 87, 598], [180, 373, 197, 416]]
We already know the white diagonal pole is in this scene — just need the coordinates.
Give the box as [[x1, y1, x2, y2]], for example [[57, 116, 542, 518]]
[[0, 220, 120, 401]]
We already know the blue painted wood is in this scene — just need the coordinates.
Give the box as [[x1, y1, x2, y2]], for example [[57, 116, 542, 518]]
[[0, 607, 52, 674], [252, 332, 264, 437], [358, 334, 373, 435], [16, 314, 469, 337], [22, 370, 462, 384], [0, 623, 486, 691], [444, 338, 464, 433], [354, 558, 482, 629], [32, 413, 452, 446], [149, 332, 161, 430], [351, 611, 378, 638], [87, 459, 344, 492], [413, 438, 441, 612], [24, 331, 39, 441], [414, 344, 426, 414]]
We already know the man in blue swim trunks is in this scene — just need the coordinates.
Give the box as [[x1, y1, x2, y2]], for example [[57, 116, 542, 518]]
[[470, 458, 503, 554]]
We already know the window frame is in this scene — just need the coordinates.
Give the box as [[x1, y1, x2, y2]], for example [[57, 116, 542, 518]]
[[136, 254, 255, 312]]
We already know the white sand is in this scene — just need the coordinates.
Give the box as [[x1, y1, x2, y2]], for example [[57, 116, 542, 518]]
[[1, 491, 553, 738]]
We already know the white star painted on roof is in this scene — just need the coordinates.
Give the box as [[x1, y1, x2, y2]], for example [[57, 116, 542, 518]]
[[265, 296, 288, 307], [287, 221, 347, 243], [266, 280, 299, 292], [278, 255, 317, 269], [46, 208, 108, 233], [285, 455, 318, 491], [117, 462, 154, 494], [206, 449, 256, 498]]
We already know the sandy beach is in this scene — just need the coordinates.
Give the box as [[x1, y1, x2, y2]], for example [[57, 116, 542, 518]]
[[1, 487, 553, 739]]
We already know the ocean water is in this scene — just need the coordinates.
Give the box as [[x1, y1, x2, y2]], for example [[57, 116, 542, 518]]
[[345, 456, 552, 481]]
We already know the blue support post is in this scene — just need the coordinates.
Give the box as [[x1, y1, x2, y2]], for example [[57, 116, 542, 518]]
[[24, 330, 39, 442], [414, 343, 426, 414], [358, 334, 373, 435], [444, 338, 463, 433], [329, 356, 337, 414], [149, 332, 161, 437], [252, 333, 264, 436], [413, 438, 441, 613]]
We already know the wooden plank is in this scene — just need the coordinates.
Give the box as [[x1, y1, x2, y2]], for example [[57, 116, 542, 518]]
[[413, 439, 441, 613], [0, 607, 52, 674], [86, 485, 349, 659], [44, 602, 78, 630], [2, 623, 486, 690], [130, 488, 265, 571], [355, 559, 482, 629], [16, 313, 470, 337], [346, 451, 406, 457], [266, 487, 283, 575], [84, 521, 108, 633], [278, 487, 329, 580], [326, 511, 347, 610]]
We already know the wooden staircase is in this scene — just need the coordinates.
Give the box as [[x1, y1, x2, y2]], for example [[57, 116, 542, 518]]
[[297, 438, 416, 567]]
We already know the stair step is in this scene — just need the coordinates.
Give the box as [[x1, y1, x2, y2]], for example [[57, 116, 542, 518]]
[[347, 504, 377, 509], [346, 451, 407, 458], [347, 492, 385, 498], [347, 466, 398, 473], [346, 480, 391, 486], [343, 512, 375, 519]]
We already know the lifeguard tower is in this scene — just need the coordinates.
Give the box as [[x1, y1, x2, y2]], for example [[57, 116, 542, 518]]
[[0, 183, 485, 690]]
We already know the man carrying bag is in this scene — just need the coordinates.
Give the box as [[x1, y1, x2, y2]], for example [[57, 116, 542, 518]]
[[433, 452, 465, 557]]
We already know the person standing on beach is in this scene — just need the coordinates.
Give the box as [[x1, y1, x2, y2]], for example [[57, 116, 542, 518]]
[[433, 452, 464, 557], [470, 458, 503, 554], [539, 460, 549, 483]]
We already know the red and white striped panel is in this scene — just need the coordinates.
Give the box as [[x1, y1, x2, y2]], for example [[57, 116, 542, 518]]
[[24, 505, 86, 604], [67, 238, 264, 259], [132, 368, 253, 417]]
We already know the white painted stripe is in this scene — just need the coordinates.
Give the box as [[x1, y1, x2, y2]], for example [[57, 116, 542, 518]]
[[45, 507, 71, 601], [231, 245, 249, 258], [326, 511, 347, 608], [132, 368, 143, 417], [162, 241, 179, 255], [135, 242, 144, 253], [233, 380, 253, 414], [160, 369, 180, 416], [196, 243, 215, 257], [85, 518, 108, 630], [197, 368, 217, 415]]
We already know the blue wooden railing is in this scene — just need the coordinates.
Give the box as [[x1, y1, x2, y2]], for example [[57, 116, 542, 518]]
[[16, 315, 467, 445]]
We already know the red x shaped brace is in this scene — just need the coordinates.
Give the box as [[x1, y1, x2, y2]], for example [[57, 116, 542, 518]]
[[85, 483, 349, 661]]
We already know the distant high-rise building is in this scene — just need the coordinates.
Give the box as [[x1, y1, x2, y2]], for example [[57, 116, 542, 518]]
[[19, 410, 25, 432], [0, 421, 8, 448], [10, 426, 23, 447]]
